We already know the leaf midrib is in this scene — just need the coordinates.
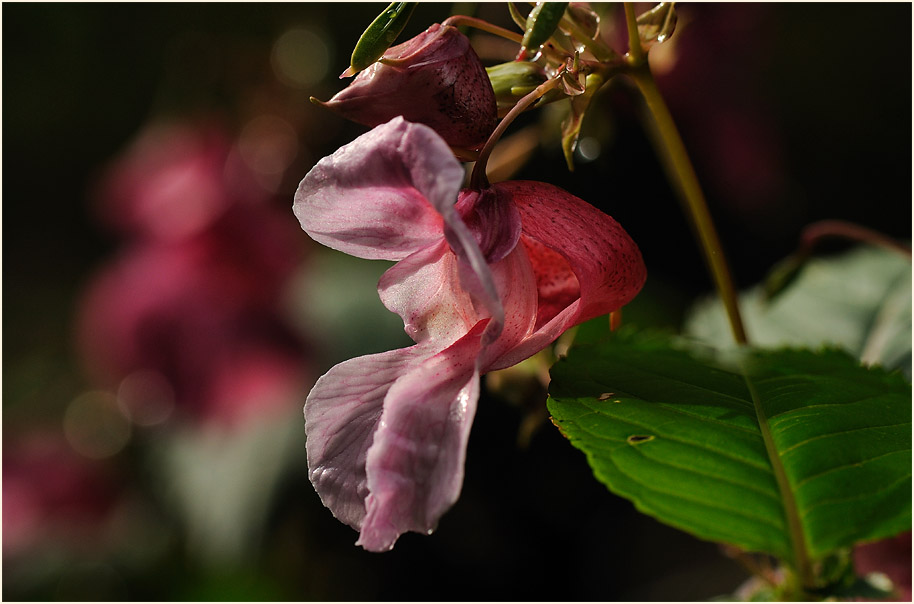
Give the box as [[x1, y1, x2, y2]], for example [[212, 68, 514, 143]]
[[742, 367, 813, 586]]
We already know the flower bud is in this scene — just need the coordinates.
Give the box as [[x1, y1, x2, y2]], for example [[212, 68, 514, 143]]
[[314, 24, 497, 150], [485, 61, 548, 111], [517, 2, 568, 60], [347, 2, 417, 76]]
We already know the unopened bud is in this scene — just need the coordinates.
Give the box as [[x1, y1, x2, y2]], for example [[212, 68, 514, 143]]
[[517, 2, 569, 61], [315, 24, 497, 150], [485, 61, 549, 110]]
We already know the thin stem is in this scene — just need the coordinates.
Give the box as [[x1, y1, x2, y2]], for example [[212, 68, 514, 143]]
[[470, 75, 563, 189], [800, 219, 912, 259], [623, 3, 645, 65], [442, 14, 523, 44], [627, 65, 749, 346], [443, 14, 567, 64], [623, 4, 811, 581]]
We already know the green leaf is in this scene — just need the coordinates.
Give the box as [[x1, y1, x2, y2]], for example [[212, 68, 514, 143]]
[[686, 246, 912, 378], [547, 330, 911, 569]]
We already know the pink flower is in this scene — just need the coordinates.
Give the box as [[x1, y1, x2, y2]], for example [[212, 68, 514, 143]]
[[316, 24, 497, 150], [293, 117, 646, 551]]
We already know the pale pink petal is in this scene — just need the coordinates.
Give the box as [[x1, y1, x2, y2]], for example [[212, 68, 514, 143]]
[[293, 117, 463, 260], [378, 239, 480, 347], [304, 347, 423, 530], [357, 323, 487, 551], [486, 241, 586, 369]]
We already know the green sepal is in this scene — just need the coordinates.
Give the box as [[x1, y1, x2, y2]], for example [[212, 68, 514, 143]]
[[347, 2, 418, 76], [507, 2, 528, 32], [518, 2, 569, 60], [486, 61, 549, 110]]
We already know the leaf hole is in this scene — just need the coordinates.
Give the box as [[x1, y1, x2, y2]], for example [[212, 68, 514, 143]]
[[598, 392, 622, 403], [627, 434, 654, 445]]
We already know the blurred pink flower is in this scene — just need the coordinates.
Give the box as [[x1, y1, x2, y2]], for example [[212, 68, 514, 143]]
[[3, 430, 121, 556], [78, 120, 309, 428], [93, 120, 268, 242], [293, 117, 645, 551], [316, 23, 497, 149], [77, 204, 308, 427]]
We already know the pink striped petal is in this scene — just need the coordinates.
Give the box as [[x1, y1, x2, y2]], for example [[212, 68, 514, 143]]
[[502, 180, 646, 324], [357, 323, 487, 551], [485, 181, 647, 370], [304, 347, 423, 530], [293, 118, 463, 260]]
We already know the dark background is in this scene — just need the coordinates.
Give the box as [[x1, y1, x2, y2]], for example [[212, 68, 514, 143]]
[[3, 3, 911, 601]]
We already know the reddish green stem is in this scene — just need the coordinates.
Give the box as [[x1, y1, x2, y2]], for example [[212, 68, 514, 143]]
[[442, 14, 523, 43], [800, 219, 912, 259], [470, 75, 563, 189]]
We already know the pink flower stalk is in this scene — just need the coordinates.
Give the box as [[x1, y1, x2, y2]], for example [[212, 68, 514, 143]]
[[293, 117, 646, 551], [316, 24, 497, 150]]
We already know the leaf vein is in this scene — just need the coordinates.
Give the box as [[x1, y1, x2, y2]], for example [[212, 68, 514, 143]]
[[798, 471, 912, 519], [592, 363, 753, 410], [624, 437, 782, 502], [571, 408, 772, 473], [608, 448, 786, 532], [778, 422, 913, 457], [793, 448, 913, 491]]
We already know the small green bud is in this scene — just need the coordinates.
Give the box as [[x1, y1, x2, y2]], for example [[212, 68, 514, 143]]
[[485, 61, 548, 108], [517, 2, 569, 60], [346, 2, 418, 77]]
